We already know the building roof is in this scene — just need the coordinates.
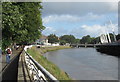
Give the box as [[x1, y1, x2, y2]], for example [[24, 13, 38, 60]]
[[38, 35, 48, 42]]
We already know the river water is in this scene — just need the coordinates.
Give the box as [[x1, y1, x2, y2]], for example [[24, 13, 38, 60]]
[[44, 48, 118, 80]]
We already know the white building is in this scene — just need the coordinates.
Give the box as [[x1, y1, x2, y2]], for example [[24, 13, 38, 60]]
[[36, 35, 51, 45]]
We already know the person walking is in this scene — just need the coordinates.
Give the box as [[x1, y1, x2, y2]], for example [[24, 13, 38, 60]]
[[5, 47, 12, 63]]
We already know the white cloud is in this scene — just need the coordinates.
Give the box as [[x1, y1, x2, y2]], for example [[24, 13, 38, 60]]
[[42, 26, 56, 35], [42, 13, 105, 24], [42, 15, 81, 24], [80, 24, 118, 37], [42, 24, 118, 38], [68, 24, 118, 38], [42, 26, 68, 36]]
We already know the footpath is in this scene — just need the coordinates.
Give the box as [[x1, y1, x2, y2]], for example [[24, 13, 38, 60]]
[[1, 47, 22, 71]]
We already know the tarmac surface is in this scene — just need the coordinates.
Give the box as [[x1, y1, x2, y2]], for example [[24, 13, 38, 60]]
[[1, 48, 22, 71]]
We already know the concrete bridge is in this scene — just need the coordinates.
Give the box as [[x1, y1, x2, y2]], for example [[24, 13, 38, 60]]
[[0, 46, 58, 82], [70, 44, 98, 48]]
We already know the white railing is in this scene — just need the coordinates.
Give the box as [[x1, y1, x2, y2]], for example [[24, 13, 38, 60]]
[[25, 52, 47, 81], [24, 50, 58, 82]]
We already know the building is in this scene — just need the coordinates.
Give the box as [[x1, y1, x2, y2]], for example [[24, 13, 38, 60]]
[[36, 35, 50, 45], [35, 35, 60, 46]]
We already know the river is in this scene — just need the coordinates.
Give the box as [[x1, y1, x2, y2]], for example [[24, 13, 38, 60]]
[[44, 48, 118, 80]]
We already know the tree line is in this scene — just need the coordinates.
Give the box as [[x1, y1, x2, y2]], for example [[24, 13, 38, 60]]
[[2, 2, 45, 50], [48, 34, 120, 45]]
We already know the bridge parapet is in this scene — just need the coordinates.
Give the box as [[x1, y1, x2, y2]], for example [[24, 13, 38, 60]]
[[70, 44, 97, 48]]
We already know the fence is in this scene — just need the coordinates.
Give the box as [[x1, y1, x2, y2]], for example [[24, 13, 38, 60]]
[[24, 50, 58, 82]]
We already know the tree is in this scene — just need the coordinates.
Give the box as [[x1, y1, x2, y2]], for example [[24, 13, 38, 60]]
[[60, 35, 76, 44], [2, 2, 45, 50], [60, 40, 66, 45], [116, 34, 120, 41], [89, 37, 95, 44], [80, 35, 91, 44], [74, 39, 80, 44], [94, 37, 100, 44], [48, 34, 59, 44], [109, 33, 115, 42]]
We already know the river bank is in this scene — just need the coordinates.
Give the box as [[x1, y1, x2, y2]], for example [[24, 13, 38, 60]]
[[27, 46, 71, 80]]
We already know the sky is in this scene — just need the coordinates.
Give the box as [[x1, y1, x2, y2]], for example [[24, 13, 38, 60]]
[[41, 2, 118, 39]]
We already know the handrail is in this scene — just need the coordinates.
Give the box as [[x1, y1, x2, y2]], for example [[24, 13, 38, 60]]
[[24, 51, 58, 82], [24, 52, 47, 81]]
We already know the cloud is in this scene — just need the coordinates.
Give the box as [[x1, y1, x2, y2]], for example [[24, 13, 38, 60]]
[[42, 24, 118, 38], [42, 15, 80, 24], [63, 23, 118, 39], [42, 26, 68, 36], [42, 13, 105, 24], [75, 24, 118, 38], [42, 27, 56, 35], [42, 2, 118, 17], [41, 2, 118, 38]]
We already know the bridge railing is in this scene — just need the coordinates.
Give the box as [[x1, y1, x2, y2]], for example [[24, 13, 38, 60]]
[[24, 51, 58, 82]]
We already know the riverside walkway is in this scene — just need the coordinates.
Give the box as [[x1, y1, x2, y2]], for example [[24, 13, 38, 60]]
[[1, 48, 22, 71], [0, 47, 24, 81], [0, 46, 58, 82]]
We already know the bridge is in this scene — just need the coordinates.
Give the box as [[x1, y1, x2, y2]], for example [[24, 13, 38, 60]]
[[70, 44, 98, 48], [0, 46, 58, 82]]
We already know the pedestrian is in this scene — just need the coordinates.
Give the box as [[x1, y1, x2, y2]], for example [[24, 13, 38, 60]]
[[5, 47, 12, 63]]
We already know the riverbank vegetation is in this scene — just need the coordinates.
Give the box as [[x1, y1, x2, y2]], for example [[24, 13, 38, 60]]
[[39, 46, 71, 54], [27, 46, 71, 80]]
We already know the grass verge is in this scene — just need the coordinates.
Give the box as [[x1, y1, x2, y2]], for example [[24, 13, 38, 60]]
[[27, 46, 72, 80]]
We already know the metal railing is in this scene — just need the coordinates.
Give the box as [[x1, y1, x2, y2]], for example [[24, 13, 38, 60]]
[[24, 51, 58, 82]]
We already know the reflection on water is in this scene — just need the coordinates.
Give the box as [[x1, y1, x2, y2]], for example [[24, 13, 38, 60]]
[[44, 48, 118, 80]]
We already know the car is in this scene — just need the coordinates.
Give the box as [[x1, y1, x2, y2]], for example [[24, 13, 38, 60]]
[[37, 45, 41, 48]]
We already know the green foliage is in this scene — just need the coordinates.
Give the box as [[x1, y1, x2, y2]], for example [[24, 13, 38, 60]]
[[2, 2, 44, 50], [60, 40, 66, 45], [74, 39, 80, 44], [60, 35, 75, 44], [48, 34, 59, 44], [116, 34, 120, 41], [80, 35, 91, 44], [94, 37, 100, 44], [80, 35, 100, 44], [109, 33, 115, 42]]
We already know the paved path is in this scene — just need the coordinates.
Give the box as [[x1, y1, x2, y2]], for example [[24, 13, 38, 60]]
[[17, 51, 31, 81], [1, 48, 22, 71]]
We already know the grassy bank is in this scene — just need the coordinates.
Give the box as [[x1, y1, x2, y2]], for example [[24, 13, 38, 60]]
[[39, 46, 71, 54], [27, 46, 71, 80]]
